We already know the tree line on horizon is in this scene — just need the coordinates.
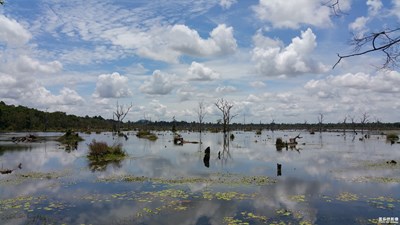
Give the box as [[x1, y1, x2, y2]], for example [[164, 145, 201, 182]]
[[0, 101, 399, 132]]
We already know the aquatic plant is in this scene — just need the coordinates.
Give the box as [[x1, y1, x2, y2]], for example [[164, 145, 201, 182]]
[[57, 130, 84, 150], [136, 130, 158, 141], [386, 132, 399, 141], [87, 139, 126, 161]]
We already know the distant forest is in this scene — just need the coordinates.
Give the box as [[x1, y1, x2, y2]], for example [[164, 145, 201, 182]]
[[0, 101, 399, 132]]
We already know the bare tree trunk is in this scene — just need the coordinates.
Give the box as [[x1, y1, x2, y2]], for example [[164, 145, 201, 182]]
[[215, 98, 237, 134], [114, 101, 133, 133], [196, 100, 207, 133], [318, 113, 324, 133]]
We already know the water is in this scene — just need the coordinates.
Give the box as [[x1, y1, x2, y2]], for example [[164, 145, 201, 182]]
[[0, 131, 399, 224]]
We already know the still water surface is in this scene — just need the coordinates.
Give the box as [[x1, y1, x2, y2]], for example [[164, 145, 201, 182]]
[[0, 131, 399, 224]]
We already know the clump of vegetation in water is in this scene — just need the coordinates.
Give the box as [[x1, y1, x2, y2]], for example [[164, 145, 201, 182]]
[[136, 130, 158, 141], [57, 130, 84, 151], [87, 139, 126, 162], [57, 130, 84, 144], [275, 137, 288, 148], [386, 132, 399, 141], [255, 129, 262, 135]]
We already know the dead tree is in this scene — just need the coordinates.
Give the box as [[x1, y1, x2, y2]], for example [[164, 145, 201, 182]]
[[317, 113, 324, 133], [360, 112, 369, 135], [289, 134, 302, 144], [342, 115, 347, 135], [196, 100, 207, 133], [113, 101, 133, 133], [330, 0, 400, 69], [215, 98, 237, 134], [349, 115, 357, 135]]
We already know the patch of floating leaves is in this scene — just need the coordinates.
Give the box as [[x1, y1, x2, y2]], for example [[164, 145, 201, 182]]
[[0, 170, 71, 186], [352, 176, 400, 183], [240, 211, 267, 222], [19, 170, 70, 179], [223, 216, 249, 225], [97, 173, 276, 187], [0, 195, 71, 221], [367, 196, 398, 210], [336, 192, 359, 201], [289, 195, 306, 202]]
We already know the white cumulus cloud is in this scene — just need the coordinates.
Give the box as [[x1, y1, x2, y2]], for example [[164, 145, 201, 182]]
[[252, 28, 327, 76], [0, 15, 32, 46], [104, 24, 237, 63], [15, 55, 63, 74], [188, 61, 220, 81], [94, 72, 133, 98], [252, 0, 333, 29], [140, 70, 176, 95], [169, 24, 237, 57]]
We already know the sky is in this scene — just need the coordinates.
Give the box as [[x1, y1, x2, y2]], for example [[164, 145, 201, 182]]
[[0, 0, 400, 124]]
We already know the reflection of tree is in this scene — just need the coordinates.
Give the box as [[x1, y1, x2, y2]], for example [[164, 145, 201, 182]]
[[219, 133, 232, 167]]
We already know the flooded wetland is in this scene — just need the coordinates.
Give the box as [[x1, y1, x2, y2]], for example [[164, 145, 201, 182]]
[[0, 130, 399, 225]]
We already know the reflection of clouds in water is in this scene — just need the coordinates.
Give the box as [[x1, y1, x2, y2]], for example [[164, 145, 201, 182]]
[[0, 179, 60, 199], [0, 142, 85, 171], [254, 177, 330, 223]]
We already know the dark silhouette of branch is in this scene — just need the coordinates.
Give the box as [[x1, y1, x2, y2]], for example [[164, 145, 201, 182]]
[[324, 0, 347, 17], [329, 0, 400, 69], [333, 29, 400, 69], [113, 101, 133, 133], [215, 98, 236, 134]]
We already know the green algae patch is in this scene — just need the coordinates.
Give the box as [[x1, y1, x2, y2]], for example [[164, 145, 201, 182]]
[[0, 195, 71, 221], [353, 176, 400, 183], [276, 209, 291, 216], [97, 173, 276, 187], [299, 221, 313, 225], [146, 189, 189, 199], [19, 171, 68, 180], [289, 195, 306, 202], [336, 192, 359, 201], [368, 196, 399, 210], [241, 211, 267, 222], [223, 216, 249, 225]]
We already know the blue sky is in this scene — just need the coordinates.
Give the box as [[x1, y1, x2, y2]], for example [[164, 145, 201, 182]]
[[0, 0, 399, 123]]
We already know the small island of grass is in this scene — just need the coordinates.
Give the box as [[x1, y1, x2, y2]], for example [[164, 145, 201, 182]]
[[87, 139, 127, 162], [386, 132, 399, 141], [57, 130, 84, 151], [136, 130, 158, 141]]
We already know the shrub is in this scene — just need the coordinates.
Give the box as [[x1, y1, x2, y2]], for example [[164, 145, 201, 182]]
[[386, 132, 399, 141], [136, 130, 158, 141], [88, 139, 126, 160], [57, 130, 84, 147], [276, 137, 286, 147]]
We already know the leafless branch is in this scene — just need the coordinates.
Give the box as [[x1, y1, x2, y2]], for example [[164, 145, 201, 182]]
[[215, 98, 236, 133], [333, 29, 400, 69], [114, 101, 133, 132]]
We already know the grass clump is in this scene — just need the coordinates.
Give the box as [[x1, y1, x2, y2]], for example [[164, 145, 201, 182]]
[[136, 130, 158, 141], [87, 139, 126, 161], [57, 130, 84, 144], [386, 132, 399, 141]]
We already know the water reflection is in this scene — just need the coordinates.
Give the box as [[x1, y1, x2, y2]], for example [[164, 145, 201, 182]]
[[1, 131, 400, 224]]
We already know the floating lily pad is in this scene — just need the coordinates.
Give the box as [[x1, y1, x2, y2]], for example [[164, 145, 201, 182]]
[[336, 192, 359, 201]]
